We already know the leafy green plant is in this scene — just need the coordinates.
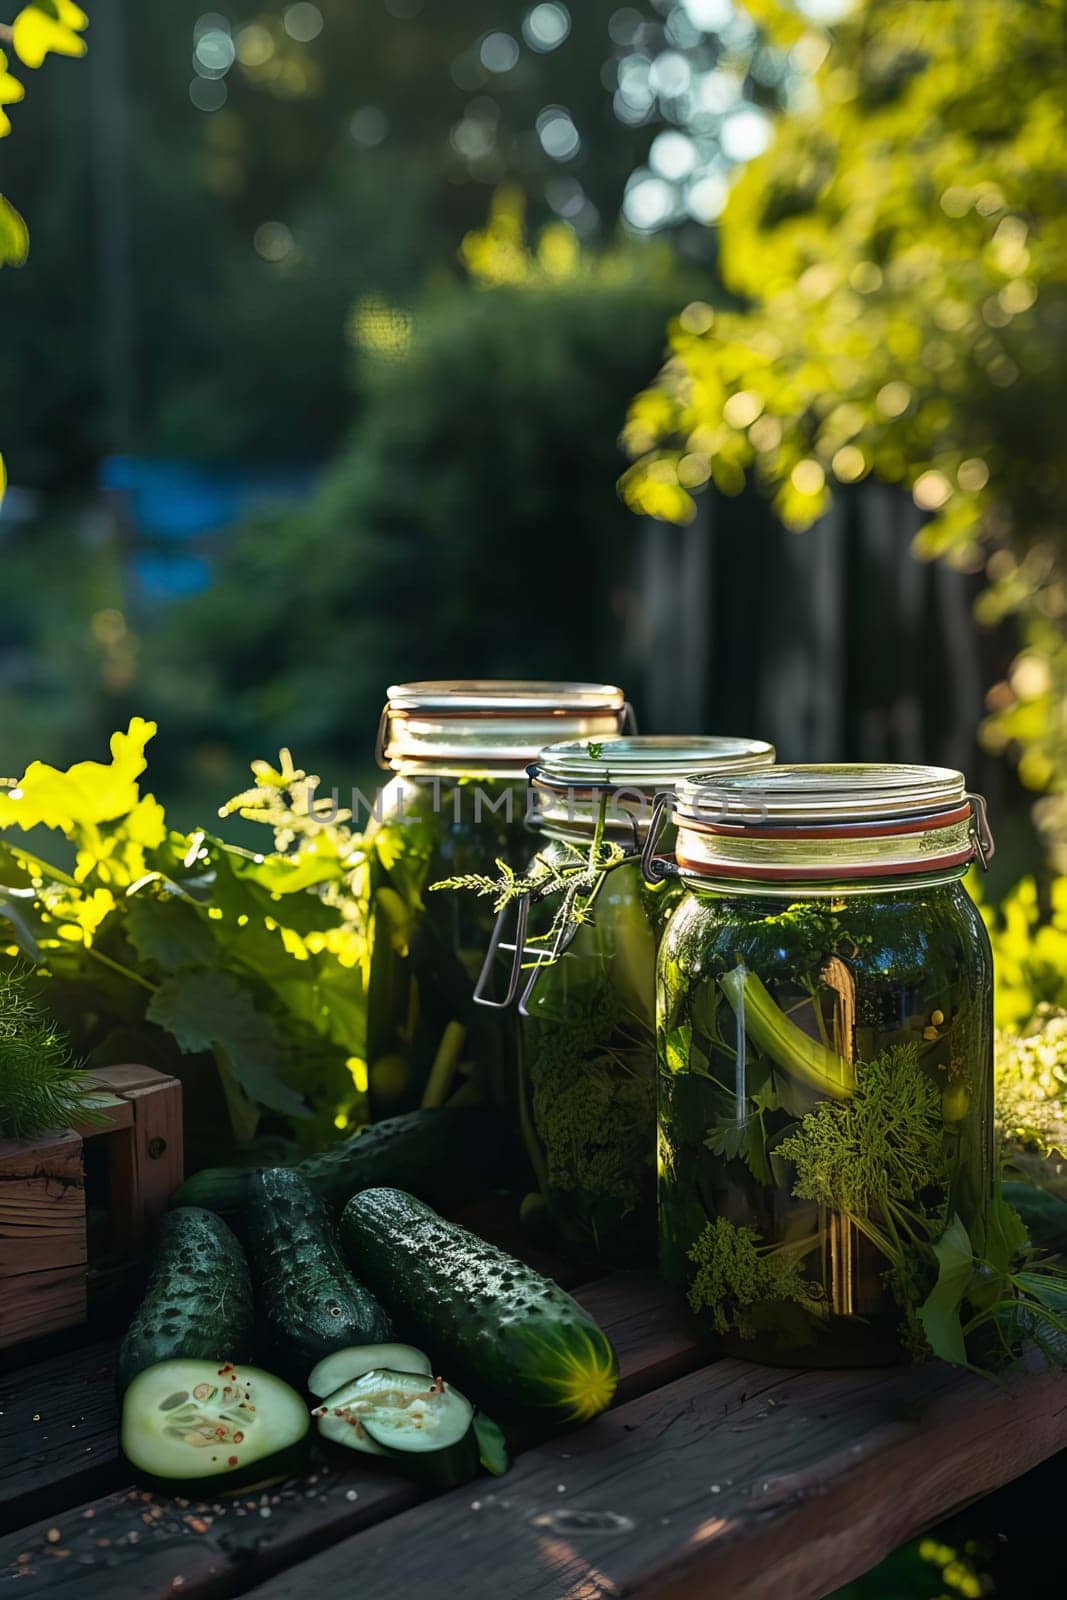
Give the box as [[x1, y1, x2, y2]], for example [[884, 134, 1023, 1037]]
[[0, 722, 371, 1154], [0, 963, 102, 1137]]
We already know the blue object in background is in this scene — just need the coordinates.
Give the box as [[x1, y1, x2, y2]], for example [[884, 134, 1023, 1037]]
[[99, 456, 318, 601]]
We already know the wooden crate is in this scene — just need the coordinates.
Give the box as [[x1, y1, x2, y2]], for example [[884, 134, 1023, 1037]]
[[0, 1064, 182, 1349]]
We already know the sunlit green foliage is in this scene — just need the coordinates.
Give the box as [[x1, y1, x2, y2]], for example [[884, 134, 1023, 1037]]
[[0, 722, 372, 1153], [622, 0, 1067, 801], [996, 1007, 1067, 1163]]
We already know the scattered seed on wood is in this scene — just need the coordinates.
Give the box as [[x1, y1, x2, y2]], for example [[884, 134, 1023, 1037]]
[[45, 1530, 61, 1544]]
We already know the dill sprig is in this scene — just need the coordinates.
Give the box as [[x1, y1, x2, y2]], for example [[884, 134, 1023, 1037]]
[[0, 968, 104, 1140], [687, 1217, 816, 1340], [776, 1042, 948, 1255], [431, 795, 630, 967]]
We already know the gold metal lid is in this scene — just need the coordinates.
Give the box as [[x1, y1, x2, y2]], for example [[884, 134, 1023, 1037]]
[[378, 680, 632, 775], [666, 763, 994, 889]]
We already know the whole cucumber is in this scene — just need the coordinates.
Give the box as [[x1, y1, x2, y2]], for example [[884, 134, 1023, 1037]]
[[245, 1168, 393, 1383], [341, 1188, 618, 1425], [172, 1106, 513, 1220], [116, 1208, 253, 1395]]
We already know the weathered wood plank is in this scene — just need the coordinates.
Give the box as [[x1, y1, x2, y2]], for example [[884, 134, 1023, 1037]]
[[0, 1275, 702, 1596], [242, 1354, 1067, 1600], [0, 1343, 119, 1526]]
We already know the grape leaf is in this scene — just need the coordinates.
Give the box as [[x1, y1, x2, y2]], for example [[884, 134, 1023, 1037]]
[[0, 717, 157, 832], [147, 970, 309, 1118], [918, 1214, 974, 1366], [125, 897, 218, 973]]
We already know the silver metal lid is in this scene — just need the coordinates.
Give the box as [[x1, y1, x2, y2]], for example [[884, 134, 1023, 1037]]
[[378, 680, 632, 775], [533, 735, 775, 791], [531, 735, 775, 840]]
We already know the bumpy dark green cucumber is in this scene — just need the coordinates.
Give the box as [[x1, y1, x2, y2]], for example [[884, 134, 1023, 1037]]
[[245, 1169, 393, 1382], [116, 1208, 253, 1395], [172, 1107, 513, 1219], [340, 1188, 618, 1424]]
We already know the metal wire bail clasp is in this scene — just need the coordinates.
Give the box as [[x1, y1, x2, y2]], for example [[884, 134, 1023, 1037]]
[[473, 891, 581, 1015], [473, 894, 533, 1010], [640, 791, 675, 886], [966, 791, 996, 870]]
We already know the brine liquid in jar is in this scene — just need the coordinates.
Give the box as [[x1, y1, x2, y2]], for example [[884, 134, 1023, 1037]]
[[656, 764, 995, 1367]]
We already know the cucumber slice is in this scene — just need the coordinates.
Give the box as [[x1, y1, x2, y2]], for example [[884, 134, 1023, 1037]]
[[121, 1359, 309, 1482], [308, 1343, 432, 1400], [313, 1368, 473, 1456]]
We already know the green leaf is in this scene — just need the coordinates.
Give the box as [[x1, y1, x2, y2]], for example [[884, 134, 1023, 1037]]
[[125, 896, 218, 973], [919, 1214, 974, 1366], [981, 1193, 1031, 1275], [472, 1412, 509, 1477], [0, 195, 28, 267], [0, 718, 157, 833], [0, 885, 43, 959], [146, 970, 309, 1119]]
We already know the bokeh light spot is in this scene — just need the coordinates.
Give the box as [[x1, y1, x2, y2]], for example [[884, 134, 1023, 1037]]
[[623, 174, 675, 230], [350, 106, 388, 146], [650, 130, 698, 180], [536, 106, 580, 160], [723, 390, 763, 428], [194, 29, 235, 78], [876, 380, 912, 417], [686, 172, 728, 222], [913, 470, 951, 510], [190, 76, 227, 111], [832, 444, 867, 483], [283, 3, 323, 43], [679, 301, 715, 334], [523, 4, 570, 53], [236, 23, 274, 67], [480, 31, 520, 73], [254, 220, 296, 262], [791, 459, 826, 495], [957, 458, 990, 493], [721, 107, 772, 161]]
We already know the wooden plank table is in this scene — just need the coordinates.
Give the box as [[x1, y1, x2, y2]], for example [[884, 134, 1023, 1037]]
[[2, 1268, 1064, 1600]]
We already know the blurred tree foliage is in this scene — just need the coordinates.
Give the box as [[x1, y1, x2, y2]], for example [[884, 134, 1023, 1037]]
[[0, 0, 89, 497], [621, 0, 1067, 844], [139, 203, 692, 776], [0, 1, 789, 478]]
